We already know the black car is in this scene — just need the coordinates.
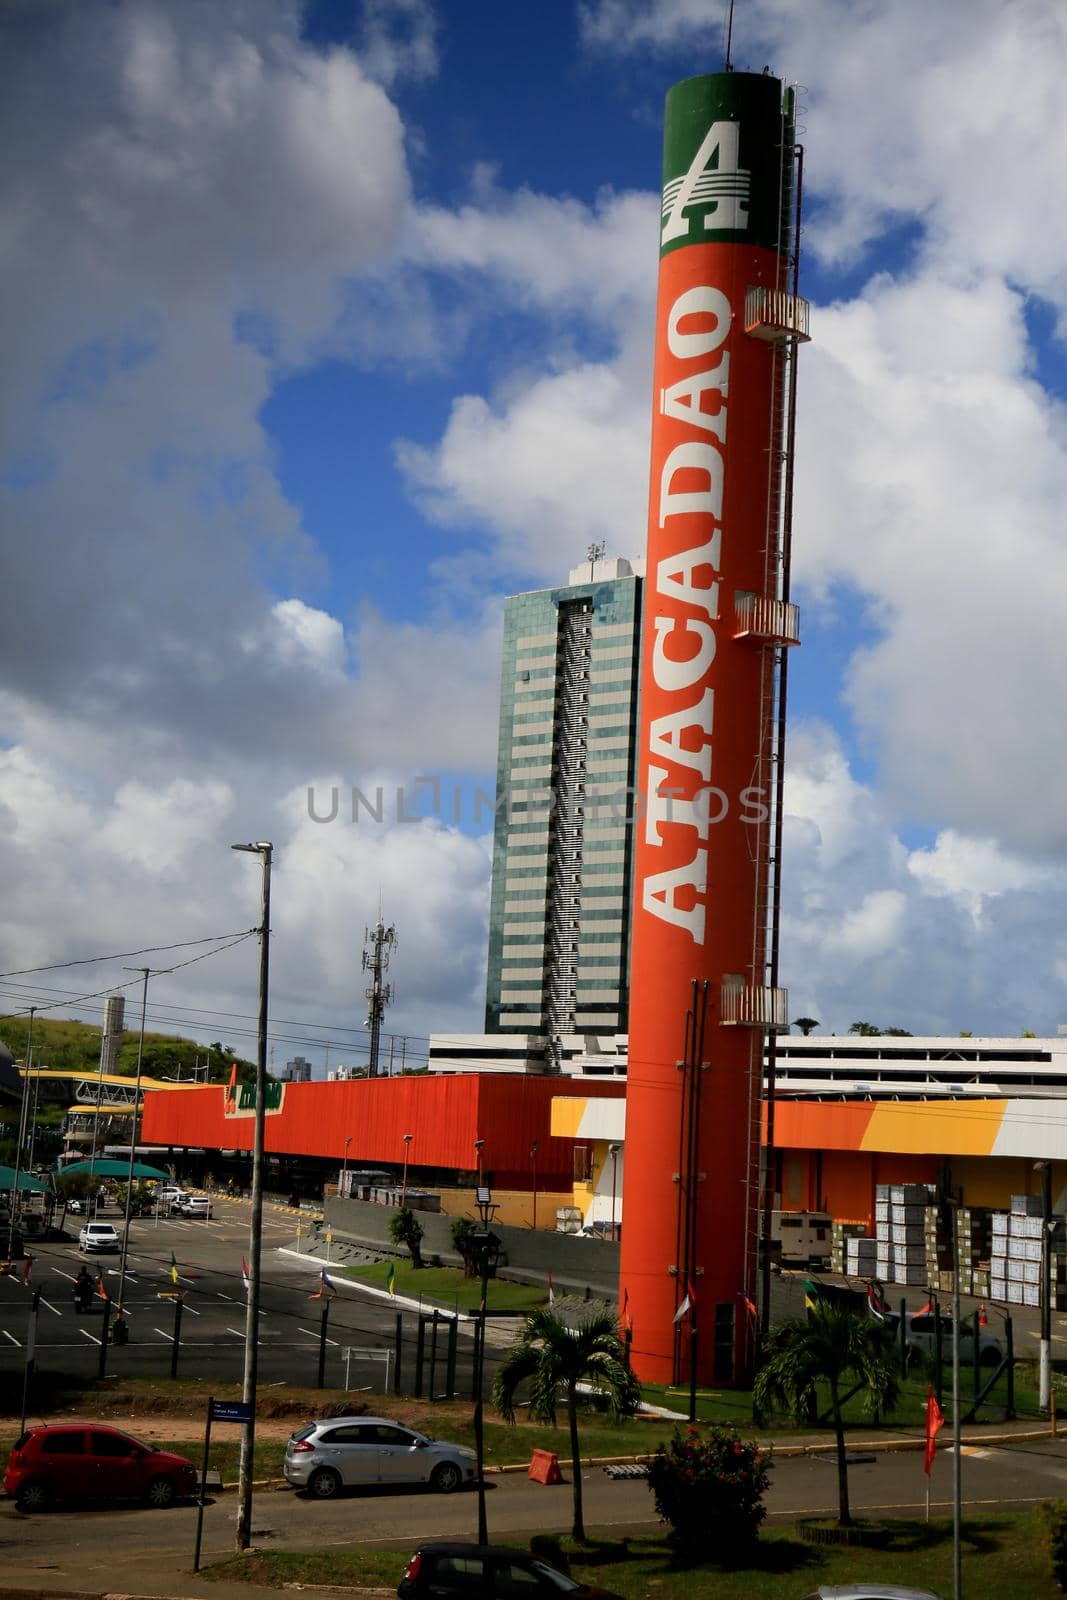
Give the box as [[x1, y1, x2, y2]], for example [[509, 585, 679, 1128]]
[[397, 1542, 623, 1599]]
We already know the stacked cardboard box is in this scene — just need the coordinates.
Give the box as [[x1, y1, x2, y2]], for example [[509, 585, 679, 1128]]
[[844, 1234, 878, 1278], [833, 1221, 873, 1274], [875, 1183, 934, 1284], [990, 1198, 1067, 1309]]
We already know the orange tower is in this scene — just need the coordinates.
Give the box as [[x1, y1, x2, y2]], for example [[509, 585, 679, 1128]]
[[621, 70, 808, 1386]]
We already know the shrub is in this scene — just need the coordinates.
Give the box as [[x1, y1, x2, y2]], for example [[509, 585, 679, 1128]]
[[1039, 1500, 1067, 1590], [646, 1424, 771, 1556], [388, 1206, 424, 1268]]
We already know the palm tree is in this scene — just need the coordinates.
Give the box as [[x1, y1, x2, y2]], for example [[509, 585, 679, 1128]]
[[753, 1300, 899, 1525], [493, 1306, 639, 1540], [791, 1017, 820, 1035]]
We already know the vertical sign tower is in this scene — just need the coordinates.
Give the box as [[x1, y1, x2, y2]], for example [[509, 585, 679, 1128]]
[[621, 71, 808, 1385]]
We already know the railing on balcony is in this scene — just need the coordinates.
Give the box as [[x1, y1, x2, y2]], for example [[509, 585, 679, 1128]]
[[744, 286, 811, 343], [720, 976, 789, 1031], [733, 592, 800, 645]]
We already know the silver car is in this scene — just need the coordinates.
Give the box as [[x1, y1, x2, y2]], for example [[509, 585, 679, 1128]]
[[801, 1587, 945, 1600], [283, 1417, 476, 1499]]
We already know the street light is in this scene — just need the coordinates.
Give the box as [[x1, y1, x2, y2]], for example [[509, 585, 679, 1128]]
[[115, 966, 156, 1333], [529, 1140, 539, 1231], [231, 840, 273, 1554], [340, 1136, 353, 1198], [401, 1133, 413, 1207], [608, 1143, 621, 1242]]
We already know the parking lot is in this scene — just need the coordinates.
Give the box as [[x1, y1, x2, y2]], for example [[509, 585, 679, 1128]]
[[0, 1197, 474, 1396]]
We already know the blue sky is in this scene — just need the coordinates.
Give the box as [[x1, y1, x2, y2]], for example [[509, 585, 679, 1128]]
[[3, 0, 1067, 1065]]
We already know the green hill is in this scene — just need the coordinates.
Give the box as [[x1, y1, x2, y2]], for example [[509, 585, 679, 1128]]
[[0, 1014, 256, 1085]]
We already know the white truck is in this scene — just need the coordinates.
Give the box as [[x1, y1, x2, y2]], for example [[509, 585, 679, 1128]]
[[772, 1209, 833, 1270]]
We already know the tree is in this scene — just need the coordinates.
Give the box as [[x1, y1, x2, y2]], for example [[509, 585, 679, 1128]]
[[753, 1300, 899, 1526], [848, 1022, 881, 1036], [493, 1307, 639, 1541], [388, 1205, 424, 1269], [884, 1027, 912, 1036], [791, 1017, 820, 1036]]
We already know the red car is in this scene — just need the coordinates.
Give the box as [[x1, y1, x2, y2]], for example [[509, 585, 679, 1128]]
[[5, 1423, 198, 1513]]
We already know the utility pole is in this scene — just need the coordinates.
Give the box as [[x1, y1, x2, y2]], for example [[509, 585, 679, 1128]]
[[362, 917, 396, 1078], [7, 1008, 35, 1260], [231, 841, 273, 1553]]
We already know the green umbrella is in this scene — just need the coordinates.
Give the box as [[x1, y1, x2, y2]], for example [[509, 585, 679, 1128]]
[[0, 1165, 52, 1194], [56, 1159, 171, 1182]]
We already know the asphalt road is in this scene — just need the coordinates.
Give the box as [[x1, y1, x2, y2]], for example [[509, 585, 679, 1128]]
[[0, 1199, 486, 1404], [3, 1435, 1067, 1590]]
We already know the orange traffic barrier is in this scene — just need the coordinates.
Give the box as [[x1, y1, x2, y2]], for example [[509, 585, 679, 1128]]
[[528, 1449, 563, 1485]]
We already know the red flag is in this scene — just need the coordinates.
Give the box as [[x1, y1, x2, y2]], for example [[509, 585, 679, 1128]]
[[241, 1257, 249, 1290], [227, 1062, 238, 1101], [96, 1268, 109, 1302], [866, 1282, 887, 1320], [924, 1385, 944, 1475], [742, 1292, 758, 1320], [978, 1303, 988, 1326], [22, 1255, 32, 1284], [916, 1299, 934, 1317]]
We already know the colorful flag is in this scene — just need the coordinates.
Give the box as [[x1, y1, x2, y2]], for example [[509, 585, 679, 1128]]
[[385, 1262, 396, 1296], [227, 1062, 238, 1101], [309, 1269, 331, 1301], [924, 1385, 944, 1475], [169, 1252, 179, 1286], [742, 1292, 758, 1320], [547, 1268, 554, 1306], [866, 1282, 886, 1321], [22, 1255, 32, 1284], [978, 1303, 988, 1327], [241, 1257, 249, 1290]]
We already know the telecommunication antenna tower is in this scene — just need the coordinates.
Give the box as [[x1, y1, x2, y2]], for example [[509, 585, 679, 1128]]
[[586, 540, 606, 580], [362, 918, 396, 1077]]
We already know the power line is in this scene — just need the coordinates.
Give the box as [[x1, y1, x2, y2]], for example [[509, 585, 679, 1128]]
[[0, 929, 257, 979]]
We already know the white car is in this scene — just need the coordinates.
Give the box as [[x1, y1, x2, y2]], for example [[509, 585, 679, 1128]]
[[888, 1310, 1003, 1368], [177, 1196, 213, 1219], [79, 1222, 119, 1253]]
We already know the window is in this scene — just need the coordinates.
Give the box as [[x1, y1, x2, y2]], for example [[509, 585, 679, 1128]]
[[92, 1431, 139, 1457], [373, 1426, 417, 1447], [494, 1561, 543, 1593], [430, 1555, 485, 1590], [41, 1432, 84, 1455], [573, 1145, 592, 1182]]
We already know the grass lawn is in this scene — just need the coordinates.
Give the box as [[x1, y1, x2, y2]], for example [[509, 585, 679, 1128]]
[[340, 1259, 547, 1313], [201, 1510, 1060, 1597]]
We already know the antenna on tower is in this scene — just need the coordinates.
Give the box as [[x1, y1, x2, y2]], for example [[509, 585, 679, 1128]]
[[586, 540, 606, 581], [724, 0, 735, 70], [362, 915, 397, 1078]]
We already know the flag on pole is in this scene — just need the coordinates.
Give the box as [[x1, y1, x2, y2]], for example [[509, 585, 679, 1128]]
[[866, 1282, 887, 1321], [673, 1278, 696, 1326], [96, 1268, 109, 1302], [978, 1303, 988, 1327], [385, 1262, 397, 1296], [742, 1292, 758, 1320], [241, 1257, 249, 1291], [924, 1385, 944, 1475], [22, 1255, 32, 1285], [916, 1299, 934, 1317], [620, 1286, 630, 1327], [169, 1252, 179, 1285], [227, 1062, 238, 1101], [547, 1268, 555, 1306], [309, 1269, 332, 1300]]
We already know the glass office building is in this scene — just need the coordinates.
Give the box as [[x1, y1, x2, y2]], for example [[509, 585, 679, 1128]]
[[484, 557, 643, 1049]]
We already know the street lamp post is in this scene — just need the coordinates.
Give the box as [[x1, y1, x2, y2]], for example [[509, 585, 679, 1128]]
[[1036, 1159, 1053, 1412], [472, 1183, 496, 1545], [608, 1143, 621, 1242], [231, 840, 273, 1555], [341, 1137, 352, 1198], [115, 966, 154, 1328], [401, 1133, 413, 1207], [529, 1140, 539, 1231], [6, 1008, 35, 1261]]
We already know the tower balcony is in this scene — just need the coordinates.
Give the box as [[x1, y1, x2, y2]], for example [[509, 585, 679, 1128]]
[[744, 286, 811, 343], [720, 976, 789, 1032], [733, 592, 800, 646]]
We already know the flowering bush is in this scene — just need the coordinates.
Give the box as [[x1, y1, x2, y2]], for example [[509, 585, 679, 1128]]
[[646, 1425, 771, 1555]]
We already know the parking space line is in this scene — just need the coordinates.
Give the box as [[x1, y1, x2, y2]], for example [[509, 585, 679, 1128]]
[[226, 1326, 259, 1341], [298, 1328, 339, 1345], [78, 1328, 102, 1346], [153, 1328, 174, 1341], [2, 1330, 21, 1347], [52, 1268, 77, 1282], [38, 1297, 62, 1317]]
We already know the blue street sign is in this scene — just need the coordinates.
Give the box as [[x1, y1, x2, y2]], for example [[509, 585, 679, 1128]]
[[210, 1400, 251, 1423]]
